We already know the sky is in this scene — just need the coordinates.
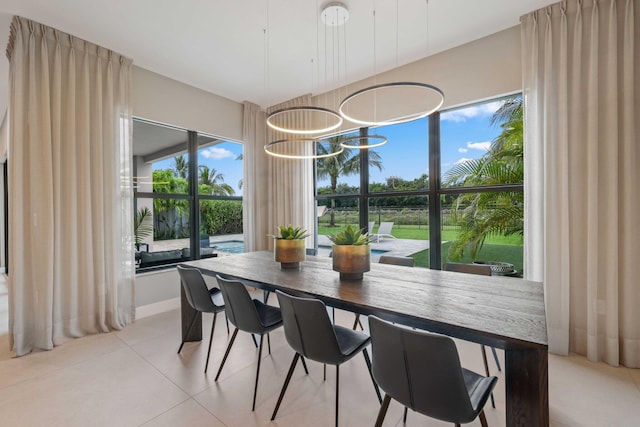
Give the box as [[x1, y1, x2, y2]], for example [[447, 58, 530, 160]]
[[318, 99, 505, 188]]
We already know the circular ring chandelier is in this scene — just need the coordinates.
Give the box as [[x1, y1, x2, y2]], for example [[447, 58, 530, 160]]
[[266, 106, 343, 135], [264, 138, 344, 159], [339, 135, 388, 149], [338, 82, 445, 127]]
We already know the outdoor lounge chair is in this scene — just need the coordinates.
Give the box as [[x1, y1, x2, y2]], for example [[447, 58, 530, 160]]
[[373, 222, 396, 242]]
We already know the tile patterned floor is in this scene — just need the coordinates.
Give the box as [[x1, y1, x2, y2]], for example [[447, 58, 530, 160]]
[[0, 282, 639, 426]]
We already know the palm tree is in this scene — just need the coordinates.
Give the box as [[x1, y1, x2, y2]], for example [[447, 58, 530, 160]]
[[198, 165, 235, 196], [316, 136, 383, 226], [443, 96, 523, 261], [172, 155, 188, 178]]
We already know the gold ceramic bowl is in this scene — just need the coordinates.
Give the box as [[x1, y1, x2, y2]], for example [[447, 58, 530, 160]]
[[274, 239, 306, 269], [332, 244, 371, 280]]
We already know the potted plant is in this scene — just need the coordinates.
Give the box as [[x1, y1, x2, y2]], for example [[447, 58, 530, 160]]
[[328, 225, 373, 280], [270, 225, 309, 269]]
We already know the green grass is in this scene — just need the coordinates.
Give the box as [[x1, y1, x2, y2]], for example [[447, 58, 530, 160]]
[[319, 224, 523, 246], [319, 223, 523, 274], [411, 242, 523, 274]]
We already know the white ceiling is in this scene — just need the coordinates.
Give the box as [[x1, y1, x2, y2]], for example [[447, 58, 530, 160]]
[[0, 0, 556, 119]]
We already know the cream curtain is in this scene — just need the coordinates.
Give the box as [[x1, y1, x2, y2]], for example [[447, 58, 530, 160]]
[[6, 16, 135, 356], [522, 0, 639, 366], [242, 101, 269, 251], [266, 95, 316, 248]]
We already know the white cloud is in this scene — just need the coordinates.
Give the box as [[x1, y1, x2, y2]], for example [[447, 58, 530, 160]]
[[467, 141, 491, 151], [458, 147, 468, 153], [201, 147, 234, 160], [455, 157, 473, 165], [441, 101, 502, 123]]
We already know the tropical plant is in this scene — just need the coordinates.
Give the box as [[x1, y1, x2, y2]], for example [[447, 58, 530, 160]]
[[133, 207, 153, 249], [270, 225, 310, 240], [316, 135, 383, 226], [198, 165, 235, 196], [443, 96, 524, 261], [172, 155, 188, 178], [328, 225, 372, 245]]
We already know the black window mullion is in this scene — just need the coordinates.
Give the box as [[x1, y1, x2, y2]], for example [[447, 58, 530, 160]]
[[428, 113, 442, 269], [359, 127, 369, 231], [188, 130, 200, 260]]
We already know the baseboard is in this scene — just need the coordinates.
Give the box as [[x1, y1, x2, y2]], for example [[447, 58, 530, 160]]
[[135, 297, 180, 319]]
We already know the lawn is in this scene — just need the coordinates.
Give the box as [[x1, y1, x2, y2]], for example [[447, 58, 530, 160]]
[[319, 223, 523, 274]]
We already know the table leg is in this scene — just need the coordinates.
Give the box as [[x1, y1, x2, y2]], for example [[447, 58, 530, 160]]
[[181, 282, 202, 342], [505, 347, 549, 427]]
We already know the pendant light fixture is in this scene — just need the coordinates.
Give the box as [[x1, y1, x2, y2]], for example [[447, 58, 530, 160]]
[[338, 0, 444, 127], [263, 0, 344, 159]]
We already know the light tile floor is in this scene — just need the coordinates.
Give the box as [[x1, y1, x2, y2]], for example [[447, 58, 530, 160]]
[[0, 284, 639, 426]]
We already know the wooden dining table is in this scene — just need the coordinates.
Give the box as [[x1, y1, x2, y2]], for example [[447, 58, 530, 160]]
[[181, 251, 548, 427]]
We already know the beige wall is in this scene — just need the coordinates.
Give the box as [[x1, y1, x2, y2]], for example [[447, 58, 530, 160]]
[[133, 67, 244, 141], [312, 26, 522, 134]]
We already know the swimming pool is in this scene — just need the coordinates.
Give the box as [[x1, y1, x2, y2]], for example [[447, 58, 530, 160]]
[[212, 240, 245, 254]]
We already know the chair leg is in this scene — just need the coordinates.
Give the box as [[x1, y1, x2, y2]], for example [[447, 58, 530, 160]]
[[224, 312, 229, 334], [178, 310, 199, 354], [251, 333, 258, 348], [481, 345, 496, 409], [479, 410, 488, 427], [271, 353, 300, 421], [263, 290, 270, 303], [352, 314, 360, 330], [252, 333, 265, 411], [204, 312, 218, 373], [374, 395, 392, 427], [403, 407, 408, 423], [363, 348, 382, 403], [267, 333, 271, 355], [300, 355, 309, 374], [491, 346, 502, 371], [215, 328, 239, 380], [324, 364, 327, 381], [335, 364, 339, 427]]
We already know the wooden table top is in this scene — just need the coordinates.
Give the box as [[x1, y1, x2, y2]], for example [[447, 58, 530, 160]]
[[185, 251, 547, 351]]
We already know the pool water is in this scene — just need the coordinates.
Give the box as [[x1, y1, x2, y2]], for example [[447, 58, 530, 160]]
[[213, 240, 245, 254]]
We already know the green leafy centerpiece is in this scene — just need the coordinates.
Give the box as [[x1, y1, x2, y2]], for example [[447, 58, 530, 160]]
[[328, 225, 372, 280], [270, 225, 309, 269]]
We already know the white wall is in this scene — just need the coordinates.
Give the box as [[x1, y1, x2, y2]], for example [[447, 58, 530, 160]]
[[133, 66, 244, 141]]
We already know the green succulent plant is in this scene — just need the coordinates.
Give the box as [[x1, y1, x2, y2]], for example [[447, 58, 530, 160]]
[[270, 225, 310, 240], [327, 225, 372, 245]]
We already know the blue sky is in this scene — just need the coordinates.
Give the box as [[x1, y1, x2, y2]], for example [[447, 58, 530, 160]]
[[318, 100, 504, 188]]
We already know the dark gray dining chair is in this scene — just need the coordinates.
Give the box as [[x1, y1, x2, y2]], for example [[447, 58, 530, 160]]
[[271, 291, 382, 427], [352, 255, 415, 330], [443, 261, 501, 408], [214, 275, 293, 411], [176, 265, 228, 374], [369, 316, 497, 427]]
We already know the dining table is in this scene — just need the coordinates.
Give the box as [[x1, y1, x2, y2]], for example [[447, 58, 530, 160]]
[[180, 250, 548, 427]]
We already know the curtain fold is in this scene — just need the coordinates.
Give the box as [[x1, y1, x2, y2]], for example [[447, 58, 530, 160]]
[[522, 0, 639, 366], [266, 95, 315, 248], [242, 101, 269, 251], [7, 16, 135, 356]]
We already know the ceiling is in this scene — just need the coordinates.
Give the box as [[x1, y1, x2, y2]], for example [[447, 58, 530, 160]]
[[0, 0, 556, 122]]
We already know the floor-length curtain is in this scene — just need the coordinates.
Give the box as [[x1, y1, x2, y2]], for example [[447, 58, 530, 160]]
[[6, 16, 135, 356], [266, 95, 315, 248], [242, 101, 269, 251], [522, 0, 639, 367]]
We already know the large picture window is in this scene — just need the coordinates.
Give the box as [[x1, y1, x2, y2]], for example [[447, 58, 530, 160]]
[[133, 120, 243, 271], [316, 94, 523, 274]]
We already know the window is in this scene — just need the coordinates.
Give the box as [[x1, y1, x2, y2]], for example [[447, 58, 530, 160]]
[[315, 95, 523, 274], [133, 120, 243, 271]]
